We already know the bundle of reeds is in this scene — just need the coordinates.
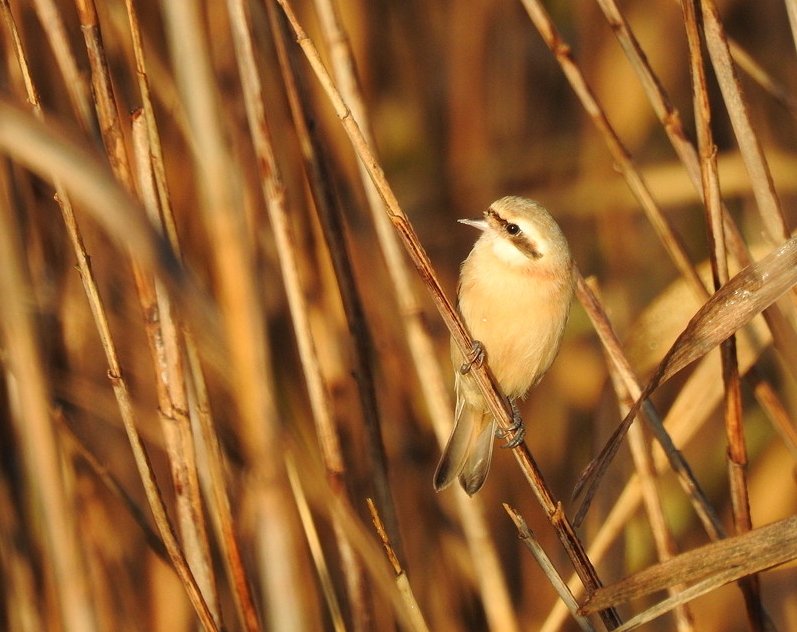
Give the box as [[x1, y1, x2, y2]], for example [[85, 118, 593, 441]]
[[0, 0, 796, 630]]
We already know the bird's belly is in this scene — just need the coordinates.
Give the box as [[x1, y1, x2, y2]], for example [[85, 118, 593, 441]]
[[456, 270, 570, 399]]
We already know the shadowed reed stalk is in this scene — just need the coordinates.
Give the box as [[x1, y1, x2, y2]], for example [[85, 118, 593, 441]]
[[366, 498, 430, 632], [505, 503, 597, 632]]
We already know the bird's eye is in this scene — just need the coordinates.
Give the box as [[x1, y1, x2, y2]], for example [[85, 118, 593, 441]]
[[506, 223, 520, 235]]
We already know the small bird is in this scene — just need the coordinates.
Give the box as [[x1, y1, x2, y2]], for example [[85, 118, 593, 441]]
[[434, 196, 575, 495]]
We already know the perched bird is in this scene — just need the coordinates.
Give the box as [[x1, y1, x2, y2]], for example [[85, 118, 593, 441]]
[[434, 196, 575, 495]]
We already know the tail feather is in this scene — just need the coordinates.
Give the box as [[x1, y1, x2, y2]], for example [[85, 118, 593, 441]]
[[458, 417, 497, 495], [434, 365, 497, 494], [433, 403, 477, 491], [434, 394, 495, 493]]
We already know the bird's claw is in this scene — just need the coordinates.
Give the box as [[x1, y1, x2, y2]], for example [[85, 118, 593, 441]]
[[459, 340, 485, 375], [497, 400, 525, 448], [501, 425, 526, 448]]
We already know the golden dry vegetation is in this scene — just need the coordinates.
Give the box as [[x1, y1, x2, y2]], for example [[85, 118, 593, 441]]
[[1, 0, 797, 631]]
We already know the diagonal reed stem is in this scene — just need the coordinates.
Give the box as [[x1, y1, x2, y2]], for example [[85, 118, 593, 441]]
[[274, 0, 621, 627]]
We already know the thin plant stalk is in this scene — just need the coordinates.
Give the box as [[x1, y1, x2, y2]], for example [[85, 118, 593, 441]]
[[786, 0, 797, 64], [729, 40, 797, 120], [29, 0, 95, 133], [748, 368, 797, 462], [504, 504, 597, 632], [183, 334, 273, 632], [573, 272, 723, 536], [288, 451, 435, 632], [308, 0, 403, 561], [285, 457, 348, 632], [701, 0, 787, 245], [590, 276, 695, 632], [55, 411, 170, 563], [623, 422, 695, 632], [366, 499, 431, 632], [123, 0, 180, 253]]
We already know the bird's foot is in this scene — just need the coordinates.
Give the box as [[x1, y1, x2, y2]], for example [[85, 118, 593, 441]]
[[459, 340, 485, 375], [497, 399, 525, 448]]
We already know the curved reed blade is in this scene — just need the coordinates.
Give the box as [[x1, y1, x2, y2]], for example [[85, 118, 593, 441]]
[[575, 235, 797, 522]]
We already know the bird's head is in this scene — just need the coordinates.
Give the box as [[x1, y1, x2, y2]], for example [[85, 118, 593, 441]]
[[459, 196, 571, 271]]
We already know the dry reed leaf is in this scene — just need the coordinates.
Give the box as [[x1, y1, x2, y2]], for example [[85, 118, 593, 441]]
[[581, 514, 797, 623], [576, 235, 797, 515]]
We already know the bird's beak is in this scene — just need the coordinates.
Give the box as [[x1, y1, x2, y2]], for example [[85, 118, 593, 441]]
[[457, 217, 489, 231]]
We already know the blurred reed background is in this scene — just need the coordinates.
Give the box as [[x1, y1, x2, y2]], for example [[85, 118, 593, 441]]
[[1, 0, 797, 630]]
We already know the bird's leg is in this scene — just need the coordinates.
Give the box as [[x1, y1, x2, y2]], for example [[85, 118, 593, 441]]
[[459, 340, 485, 375], [497, 398, 526, 448]]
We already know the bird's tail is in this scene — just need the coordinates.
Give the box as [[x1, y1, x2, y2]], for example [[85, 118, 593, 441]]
[[434, 389, 495, 495]]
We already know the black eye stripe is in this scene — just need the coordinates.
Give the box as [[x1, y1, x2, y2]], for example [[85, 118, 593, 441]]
[[486, 208, 521, 235], [485, 207, 543, 259]]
